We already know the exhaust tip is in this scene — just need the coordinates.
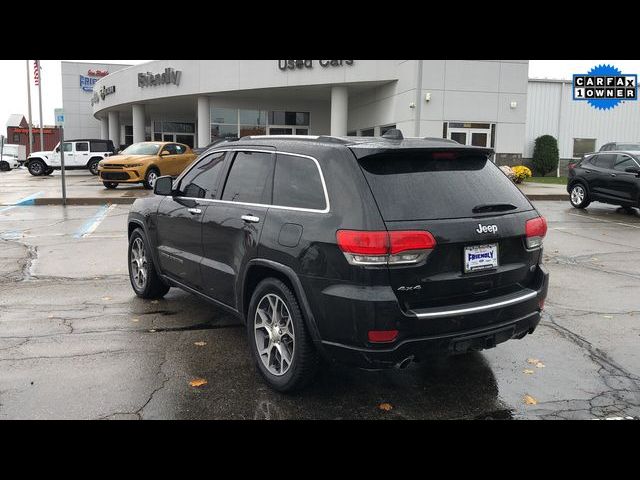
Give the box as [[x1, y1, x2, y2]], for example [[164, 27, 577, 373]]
[[396, 356, 414, 369]]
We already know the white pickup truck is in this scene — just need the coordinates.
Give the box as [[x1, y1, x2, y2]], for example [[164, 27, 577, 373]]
[[26, 138, 116, 176], [0, 144, 25, 171]]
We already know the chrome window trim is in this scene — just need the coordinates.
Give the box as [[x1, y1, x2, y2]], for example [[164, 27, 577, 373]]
[[174, 148, 330, 214], [409, 291, 537, 319], [616, 153, 640, 170]]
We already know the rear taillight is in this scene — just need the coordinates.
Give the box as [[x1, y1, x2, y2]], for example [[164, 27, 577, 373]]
[[525, 216, 547, 249], [336, 230, 436, 266], [368, 330, 399, 343]]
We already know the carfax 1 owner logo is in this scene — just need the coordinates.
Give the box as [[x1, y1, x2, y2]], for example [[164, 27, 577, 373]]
[[573, 64, 637, 110]]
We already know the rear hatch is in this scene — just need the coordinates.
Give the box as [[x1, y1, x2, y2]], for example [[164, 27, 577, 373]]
[[355, 148, 542, 312]]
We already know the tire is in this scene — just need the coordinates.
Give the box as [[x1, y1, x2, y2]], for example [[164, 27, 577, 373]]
[[569, 183, 590, 209], [143, 168, 160, 190], [128, 228, 170, 299], [88, 159, 100, 175], [103, 182, 118, 189], [27, 159, 46, 176], [247, 278, 319, 392], [44, 167, 54, 175], [0, 161, 9, 171]]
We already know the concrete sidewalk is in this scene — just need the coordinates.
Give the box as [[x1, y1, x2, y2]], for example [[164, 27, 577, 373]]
[[1, 167, 569, 206]]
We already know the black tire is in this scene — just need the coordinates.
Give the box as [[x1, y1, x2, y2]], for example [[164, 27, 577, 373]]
[[88, 159, 100, 175], [569, 183, 590, 209], [27, 159, 46, 176], [103, 182, 118, 189], [0, 161, 9, 171], [128, 228, 170, 299], [247, 278, 319, 392], [44, 167, 54, 175], [143, 168, 160, 190]]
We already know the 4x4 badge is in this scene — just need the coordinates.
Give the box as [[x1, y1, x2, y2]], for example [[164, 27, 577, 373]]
[[476, 223, 498, 234]]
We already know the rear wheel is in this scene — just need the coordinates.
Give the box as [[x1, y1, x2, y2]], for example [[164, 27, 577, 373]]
[[0, 161, 9, 171], [143, 168, 159, 190], [27, 160, 46, 176], [247, 278, 319, 392], [569, 183, 590, 209], [103, 182, 118, 189], [128, 228, 170, 299]]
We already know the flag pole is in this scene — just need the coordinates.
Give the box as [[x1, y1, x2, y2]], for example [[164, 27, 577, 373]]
[[26, 60, 33, 154], [36, 60, 44, 150]]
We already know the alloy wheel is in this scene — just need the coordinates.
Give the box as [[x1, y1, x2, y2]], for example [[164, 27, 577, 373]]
[[254, 293, 295, 376], [130, 237, 148, 290], [571, 185, 585, 206]]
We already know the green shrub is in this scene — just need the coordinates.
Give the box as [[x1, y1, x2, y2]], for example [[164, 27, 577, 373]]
[[532, 135, 559, 176]]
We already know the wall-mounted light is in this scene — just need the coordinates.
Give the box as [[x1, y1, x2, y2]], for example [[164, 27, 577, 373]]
[[409, 102, 416, 109], [425, 92, 432, 102], [510, 101, 518, 109]]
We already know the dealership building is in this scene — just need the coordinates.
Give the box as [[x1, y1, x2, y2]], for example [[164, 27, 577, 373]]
[[59, 60, 640, 166]]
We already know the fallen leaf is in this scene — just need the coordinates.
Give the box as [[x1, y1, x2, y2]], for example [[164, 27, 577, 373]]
[[535, 361, 545, 368], [148, 329, 156, 333], [194, 341, 207, 346], [523, 369, 534, 374], [131, 318, 139, 322], [190, 378, 208, 387], [527, 358, 540, 365], [47, 314, 54, 319], [378, 402, 393, 411], [523, 394, 538, 405], [603, 315, 613, 319], [102, 296, 112, 301]]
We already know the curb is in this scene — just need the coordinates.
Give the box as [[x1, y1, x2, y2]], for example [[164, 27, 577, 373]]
[[33, 197, 138, 205]]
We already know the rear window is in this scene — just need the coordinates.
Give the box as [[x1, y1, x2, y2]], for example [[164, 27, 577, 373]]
[[357, 151, 532, 221]]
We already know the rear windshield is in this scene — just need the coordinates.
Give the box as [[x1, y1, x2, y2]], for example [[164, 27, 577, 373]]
[[357, 151, 532, 221]]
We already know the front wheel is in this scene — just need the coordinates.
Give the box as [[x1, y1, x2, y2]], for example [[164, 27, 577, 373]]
[[103, 182, 118, 189], [27, 160, 46, 176], [143, 168, 159, 190], [569, 183, 590, 209], [44, 167, 54, 175], [128, 228, 170, 299], [88, 159, 100, 175], [247, 278, 319, 392]]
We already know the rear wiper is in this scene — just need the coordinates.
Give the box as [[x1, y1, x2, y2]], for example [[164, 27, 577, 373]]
[[472, 203, 517, 214]]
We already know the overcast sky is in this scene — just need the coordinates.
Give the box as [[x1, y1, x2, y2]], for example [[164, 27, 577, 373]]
[[2, 60, 640, 130]]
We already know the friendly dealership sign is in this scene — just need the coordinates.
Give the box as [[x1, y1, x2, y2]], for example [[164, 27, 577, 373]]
[[138, 68, 182, 87]]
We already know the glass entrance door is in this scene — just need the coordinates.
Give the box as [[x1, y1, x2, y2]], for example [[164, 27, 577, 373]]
[[448, 126, 491, 147]]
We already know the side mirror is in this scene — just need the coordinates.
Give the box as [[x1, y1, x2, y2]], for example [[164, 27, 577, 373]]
[[160, 150, 170, 156], [55, 147, 60, 153], [154, 175, 174, 196], [624, 166, 640, 176]]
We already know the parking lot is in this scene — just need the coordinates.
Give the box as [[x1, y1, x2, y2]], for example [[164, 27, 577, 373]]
[[1, 169, 639, 419]]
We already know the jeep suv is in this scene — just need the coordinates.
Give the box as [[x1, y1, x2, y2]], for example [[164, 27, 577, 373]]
[[26, 139, 116, 176], [126, 131, 549, 391]]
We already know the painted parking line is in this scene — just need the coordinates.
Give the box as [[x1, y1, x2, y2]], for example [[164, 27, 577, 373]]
[[0, 191, 45, 214], [74, 204, 117, 239], [567, 212, 640, 230]]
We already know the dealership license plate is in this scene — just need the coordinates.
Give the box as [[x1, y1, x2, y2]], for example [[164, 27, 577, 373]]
[[464, 244, 498, 273]]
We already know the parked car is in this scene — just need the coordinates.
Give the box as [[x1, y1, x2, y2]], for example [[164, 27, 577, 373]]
[[192, 137, 235, 155], [98, 141, 197, 189], [599, 142, 640, 152], [26, 139, 116, 176], [126, 130, 549, 391], [0, 152, 20, 171], [567, 150, 640, 211], [1, 144, 26, 167]]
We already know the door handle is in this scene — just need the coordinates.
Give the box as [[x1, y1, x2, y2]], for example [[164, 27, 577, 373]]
[[187, 208, 202, 215], [584, 170, 592, 173], [610, 173, 616, 177], [241, 214, 260, 223]]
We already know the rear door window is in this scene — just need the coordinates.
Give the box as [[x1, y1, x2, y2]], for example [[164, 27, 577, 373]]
[[273, 153, 326, 210], [594, 154, 615, 170], [221, 151, 275, 204], [90, 141, 109, 152], [357, 150, 532, 221], [75, 142, 89, 152]]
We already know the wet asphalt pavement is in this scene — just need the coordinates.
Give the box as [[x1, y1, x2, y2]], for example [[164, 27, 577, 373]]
[[1, 194, 640, 419]]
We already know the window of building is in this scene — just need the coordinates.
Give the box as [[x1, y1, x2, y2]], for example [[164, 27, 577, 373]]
[[12, 133, 20, 143], [347, 131, 357, 136], [179, 151, 227, 199], [273, 153, 326, 210], [221, 151, 275, 204], [124, 125, 133, 146], [380, 124, 396, 136], [269, 111, 310, 126], [361, 128, 374, 137], [573, 138, 596, 158]]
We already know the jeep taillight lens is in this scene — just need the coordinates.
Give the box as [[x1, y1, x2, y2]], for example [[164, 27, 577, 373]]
[[336, 230, 436, 266], [525, 216, 547, 249]]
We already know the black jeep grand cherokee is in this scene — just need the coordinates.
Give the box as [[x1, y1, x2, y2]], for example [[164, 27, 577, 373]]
[[127, 131, 549, 391]]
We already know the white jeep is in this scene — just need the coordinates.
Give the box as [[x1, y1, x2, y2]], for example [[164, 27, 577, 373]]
[[26, 139, 116, 176]]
